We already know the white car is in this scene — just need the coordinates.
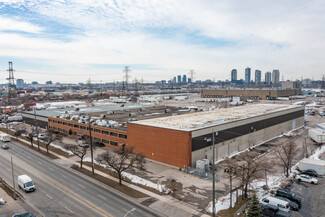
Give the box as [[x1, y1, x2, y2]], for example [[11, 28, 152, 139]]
[[38, 133, 46, 139], [295, 174, 318, 184]]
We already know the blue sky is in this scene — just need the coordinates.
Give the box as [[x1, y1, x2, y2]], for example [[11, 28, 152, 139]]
[[0, 0, 324, 83]]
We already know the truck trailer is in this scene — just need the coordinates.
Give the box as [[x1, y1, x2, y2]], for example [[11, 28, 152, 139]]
[[0, 133, 11, 142], [299, 158, 325, 176], [308, 128, 325, 144]]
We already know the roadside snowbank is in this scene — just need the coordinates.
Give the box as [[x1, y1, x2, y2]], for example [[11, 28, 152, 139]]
[[50, 143, 74, 155], [83, 157, 164, 192]]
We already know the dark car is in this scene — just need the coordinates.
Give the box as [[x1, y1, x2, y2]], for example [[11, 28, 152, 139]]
[[12, 212, 36, 217], [1, 144, 9, 149], [275, 189, 302, 208], [259, 204, 291, 217], [301, 169, 318, 177], [275, 196, 299, 211]]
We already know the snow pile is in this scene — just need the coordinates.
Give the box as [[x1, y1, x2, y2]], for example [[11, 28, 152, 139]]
[[50, 143, 74, 155], [83, 157, 164, 192], [0, 197, 6, 205], [207, 175, 283, 214], [309, 145, 325, 160]]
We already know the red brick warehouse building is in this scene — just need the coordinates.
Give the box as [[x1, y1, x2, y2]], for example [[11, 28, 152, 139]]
[[48, 104, 304, 169]]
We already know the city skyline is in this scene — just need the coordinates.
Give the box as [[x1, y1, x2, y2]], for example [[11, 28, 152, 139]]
[[0, 1, 325, 83]]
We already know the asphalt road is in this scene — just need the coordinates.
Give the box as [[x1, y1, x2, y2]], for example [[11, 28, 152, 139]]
[[0, 140, 164, 217]]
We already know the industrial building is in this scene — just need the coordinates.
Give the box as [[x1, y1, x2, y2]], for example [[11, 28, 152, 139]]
[[46, 102, 304, 169], [127, 104, 304, 168], [200, 88, 301, 100]]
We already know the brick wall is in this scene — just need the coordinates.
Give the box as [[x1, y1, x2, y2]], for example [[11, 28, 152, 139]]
[[127, 123, 192, 168]]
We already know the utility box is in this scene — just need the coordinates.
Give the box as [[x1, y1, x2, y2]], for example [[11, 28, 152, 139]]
[[299, 158, 325, 176], [196, 159, 209, 171], [308, 128, 325, 144]]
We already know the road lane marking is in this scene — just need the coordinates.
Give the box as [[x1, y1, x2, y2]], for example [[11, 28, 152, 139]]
[[78, 184, 86, 189], [98, 194, 106, 200], [65, 206, 73, 213], [6, 168, 10, 171], [46, 194, 53, 199], [0, 152, 113, 217], [48, 167, 54, 171]]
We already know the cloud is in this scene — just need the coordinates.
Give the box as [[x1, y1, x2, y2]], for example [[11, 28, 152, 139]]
[[0, 16, 43, 33], [0, 0, 324, 82]]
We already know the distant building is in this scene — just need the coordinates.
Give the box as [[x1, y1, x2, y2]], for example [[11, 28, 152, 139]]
[[265, 72, 271, 84], [46, 81, 53, 85], [231, 69, 237, 83], [173, 77, 176, 83], [31, 81, 38, 85], [272, 69, 280, 84], [245, 67, 251, 84], [255, 70, 261, 84], [188, 78, 192, 83], [16, 79, 24, 89], [282, 81, 302, 89], [177, 75, 181, 83], [182, 75, 187, 83]]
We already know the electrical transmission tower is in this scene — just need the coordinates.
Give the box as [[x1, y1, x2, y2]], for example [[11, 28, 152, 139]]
[[6, 61, 15, 105], [123, 66, 131, 91]]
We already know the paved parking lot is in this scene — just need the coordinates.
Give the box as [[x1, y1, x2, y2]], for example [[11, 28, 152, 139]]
[[289, 174, 324, 217]]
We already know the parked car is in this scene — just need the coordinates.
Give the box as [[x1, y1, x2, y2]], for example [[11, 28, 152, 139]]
[[12, 211, 36, 217], [301, 169, 319, 177], [275, 189, 302, 208], [275, 196, 299, 211], [1, 144, 9, 150], [38, 133, 46, 139], [295, 174, 318, 184], [261, 196, 290, 212], [78, 140, 89, 148], [259, 204, 291, 217]]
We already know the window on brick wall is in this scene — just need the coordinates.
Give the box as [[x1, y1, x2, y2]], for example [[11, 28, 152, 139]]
[[53, 120, 58, 123], [58, 128, 62, 132], [102, 139, 109, 144], [58, 121, 62, 125], [74, 124, 79, 128], [80, 126, 86, 130], [110, 132, 118, 137], [119, 134, 127, 139], [68, 123, 73, 127], [63, 122, 67, 126], [94, 129, 101, 133], [110, 141, 118, 146], [102, 130, 109, 135], [94, 137, 101, 142]]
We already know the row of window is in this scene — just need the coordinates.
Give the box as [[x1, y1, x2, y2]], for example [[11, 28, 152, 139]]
[[49, 126, 119, 147], [49, 119, 127, 139]]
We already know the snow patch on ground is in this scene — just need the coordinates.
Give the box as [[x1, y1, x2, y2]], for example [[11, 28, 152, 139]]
[[83, 157, 164, 192], [50, 143, 74, 155], [309, 145, 325, 160]]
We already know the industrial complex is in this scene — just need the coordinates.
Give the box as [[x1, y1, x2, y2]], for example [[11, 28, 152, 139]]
[[46, 102, 304, 168]]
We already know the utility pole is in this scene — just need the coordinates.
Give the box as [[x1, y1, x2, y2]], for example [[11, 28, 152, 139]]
[[11, 156, 16, 200], [6, 61, 15, 106], [123, 66, 131, 92], [88, 119, 95, 175], [34, 108, 40, 151], [212, 130, 216, 217]]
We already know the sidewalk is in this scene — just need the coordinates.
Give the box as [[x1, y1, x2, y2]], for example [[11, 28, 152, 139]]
[[14, 136, 210, 217]]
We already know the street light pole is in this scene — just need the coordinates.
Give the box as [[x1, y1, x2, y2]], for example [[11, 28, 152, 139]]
[[11, 156, 16, 200], [212, 130, 215, 217], [124, 208, 136, 217], [88, 119, 95, 175]]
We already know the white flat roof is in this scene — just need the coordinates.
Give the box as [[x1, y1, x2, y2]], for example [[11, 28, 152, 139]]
[[132, 104, 302, 131]]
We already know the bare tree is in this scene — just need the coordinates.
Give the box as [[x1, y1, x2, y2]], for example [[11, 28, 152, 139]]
[[234, 151, 270, 198], [26, 132, 36, 148], [64, 144, 89, 168], [43, 129, 62, 155], [220, 157, 237, 208], [96, 146, 146, 185], [14, 127, 27, 140], [273, 141, 298, 177]]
